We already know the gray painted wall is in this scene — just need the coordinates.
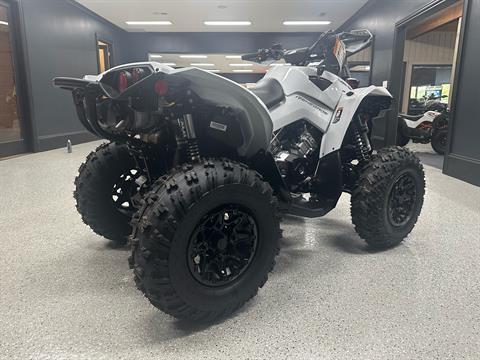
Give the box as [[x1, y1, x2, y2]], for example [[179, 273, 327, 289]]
[[19, 0, 127, 150], [339, 0, 431, 86]]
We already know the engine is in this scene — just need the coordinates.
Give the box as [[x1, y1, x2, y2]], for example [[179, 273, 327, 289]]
[[271, 121, 322, 193]]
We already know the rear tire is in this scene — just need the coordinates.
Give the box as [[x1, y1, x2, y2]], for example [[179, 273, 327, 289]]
[[74, 142, 141, 244], [130, 159, 281, 321], [351, 147, 425, 249], [431, 129, 448, 155]]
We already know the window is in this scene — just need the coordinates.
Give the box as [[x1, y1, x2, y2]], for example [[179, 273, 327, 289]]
[[408, 65, 452, 113], [0, 3, 21, 145]]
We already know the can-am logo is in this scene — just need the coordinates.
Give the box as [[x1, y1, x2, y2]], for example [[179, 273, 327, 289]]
[[294, 95, 330, 116]]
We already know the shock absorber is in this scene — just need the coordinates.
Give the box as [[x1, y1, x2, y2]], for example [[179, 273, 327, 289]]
[[178, 114, 200, 163], [352, 115, 372, 162]]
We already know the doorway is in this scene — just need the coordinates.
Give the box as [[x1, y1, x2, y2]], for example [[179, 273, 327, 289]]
[[387, 0, 464, 170], [96, 38, 113, 74]]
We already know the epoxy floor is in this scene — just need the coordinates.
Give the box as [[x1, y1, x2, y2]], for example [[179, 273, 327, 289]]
[[1, 141, 479, 360]]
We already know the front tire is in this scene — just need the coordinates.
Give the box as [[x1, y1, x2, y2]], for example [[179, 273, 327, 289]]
[[130, 159, 281, 321], [351, 147, 425, 249], [74, 142, 142, 244]]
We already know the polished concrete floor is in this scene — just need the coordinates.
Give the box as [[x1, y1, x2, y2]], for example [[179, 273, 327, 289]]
[[1, 141, 479, 360]]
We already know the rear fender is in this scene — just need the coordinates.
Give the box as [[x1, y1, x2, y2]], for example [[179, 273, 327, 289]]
[[95, 62, 273, 158], [319, 86, 392, 158], [54, 62, 273, 158], [164, 66, 273, 158]]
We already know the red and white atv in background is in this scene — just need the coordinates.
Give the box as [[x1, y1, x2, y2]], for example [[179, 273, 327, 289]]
[[397, 95, 449, 154]]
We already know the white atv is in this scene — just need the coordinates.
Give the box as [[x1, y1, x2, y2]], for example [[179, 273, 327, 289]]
[[54, 29, 425, 321], [397, 95, 449, 154]]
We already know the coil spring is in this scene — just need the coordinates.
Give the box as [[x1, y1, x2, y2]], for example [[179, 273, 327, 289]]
[[353, 121, 371, 162], [188, 140, 200, 162], [178, 114, 201, 163]]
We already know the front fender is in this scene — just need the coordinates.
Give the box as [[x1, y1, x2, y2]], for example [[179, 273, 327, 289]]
[[319, 86, 392, 158]]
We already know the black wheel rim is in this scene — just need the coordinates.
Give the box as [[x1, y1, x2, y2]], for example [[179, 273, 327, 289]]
[[387, 172, 417, 227], [187, 205, 258, 287], [111, 169, 144, 216]]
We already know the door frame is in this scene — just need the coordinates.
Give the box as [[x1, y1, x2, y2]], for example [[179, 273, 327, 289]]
[[0, 0, 33, 157], [95, 33, 115, 74], [386, 0, 463, 146]]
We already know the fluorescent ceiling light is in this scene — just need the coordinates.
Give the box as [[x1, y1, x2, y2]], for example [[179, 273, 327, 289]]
[[225, 55, 242, 59], [207, 69, 221, 73], [283, 20, 331, 26], [190, 63, 215, 67], [159, 63, 176, 66], [204, 21, 251, 26], [0, 21, 8, 26], [229, 63, 252, 67], [149, 54, 163, 58], [180, 54, 207, 59], [126, 21, 172, 25], [233, 69, 253, 73]]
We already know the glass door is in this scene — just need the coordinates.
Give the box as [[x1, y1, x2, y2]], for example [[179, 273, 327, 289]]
[[0, 1, 28, 157]]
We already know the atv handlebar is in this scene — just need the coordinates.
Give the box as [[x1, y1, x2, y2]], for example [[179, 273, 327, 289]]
[[241, 52, 262, 61], [241, 29, 373, 69]]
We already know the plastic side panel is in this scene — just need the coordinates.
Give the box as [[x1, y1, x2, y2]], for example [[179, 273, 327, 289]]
[[265, 67, 343, 109], [319, 86, 392, 158], [404, 111, 438, 128], [270, 94, 333, 132], [175, 67, 272, 157]]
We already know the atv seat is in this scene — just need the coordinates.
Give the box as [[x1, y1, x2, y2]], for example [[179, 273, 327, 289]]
[[400, 113, 424, 121], [250, 78, 285, 109]]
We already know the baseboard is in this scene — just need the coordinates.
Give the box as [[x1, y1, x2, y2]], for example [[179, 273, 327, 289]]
[[0, 140, 30, 158], [37, 131, 99, 152], [444, 152, 480, 187]]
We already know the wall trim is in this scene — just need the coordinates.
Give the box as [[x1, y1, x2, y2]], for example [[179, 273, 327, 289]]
[[443, 0, 470, 176], [37, 131, 99, 152], [444, 153, 480, 186], [395, 0, 453, 27]]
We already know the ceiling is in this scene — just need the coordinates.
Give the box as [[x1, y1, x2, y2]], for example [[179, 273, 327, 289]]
[[75, 0, 369, 32]]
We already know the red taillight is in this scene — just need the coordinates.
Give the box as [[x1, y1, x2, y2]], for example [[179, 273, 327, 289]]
[[118, 71, 132, 93], [154, 80, 169, 96]]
